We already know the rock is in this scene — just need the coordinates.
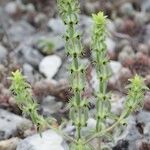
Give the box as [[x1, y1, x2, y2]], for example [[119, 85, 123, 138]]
[[18, 46, 43, 67], [40, 96, 63, 116], [118, 45, 135, 66], [144, 92, 150, 111], [17, 130, 68, 150], [114, 18, 124, 32], [34, 13, 47, 27], [107, 20, 116, 33], [0, 138, 20, 150], [0, 109, 32, 140], [144, 25, 150, 44], [5, 1, 20, 16], [0, 44, 7, 63], [136, 111, 150, 125], [47, 18, 65, 34], [39, 55, 62, 79], [83, 1, 100, 15], [119, 2, 134, 17], [25, 3, 35, 13], [134, 12, 148, 26], [137, 44, 149, 55], [109, 61, 122, 74], [111, 93, 125, 115], [113, 140, 129, 150], [123, 19, 136, 35], [106, 38, 116, 53], [141, 0, 150, 12], [116, 39, 130, 52], [8, 21, 35, 43], [23, 63, 35, 83], [115, 111, 150, 150], [136, 139, 150, 150]]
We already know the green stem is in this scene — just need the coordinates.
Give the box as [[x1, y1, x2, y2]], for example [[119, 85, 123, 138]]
[[84, 110, 128, 144]]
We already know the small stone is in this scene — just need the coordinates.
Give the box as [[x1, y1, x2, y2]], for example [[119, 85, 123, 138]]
[[141, 0, 150, 12], [39, 55, 62, 79], [144, 93, 150, 111], [109, 61, 122, 74], [0, 44, 7, 63], [23, 63, 35, 83], [34, 13, 47, 26], [107, 20, 116, 33], [106, 38, 116, 53], [0, 109, 32, 140], [116, 39, 130, 52], [0, 137, 20, 150], [118, 45, 135, 66], [144, 25, 150, 44], [136, 111, 150, 124], [18, 46, 43, 67], [136, 139, 150, 150], [25, 3, 35, 13], [123, 19, 136, 35], [119, 2, 134, 17], [47, 18, 65, 34], [84, 1, 100, 15], [8, 21, 35, 43], [119, 67, 132, 84], [114, 18, 124, 32], [5, 2, 19, 16], [17, 130, 68, 150], [138, 44, 149, 55], [40, 96, 63, 116], [111, 96, 125, 115], [134, 12, 148, 26]]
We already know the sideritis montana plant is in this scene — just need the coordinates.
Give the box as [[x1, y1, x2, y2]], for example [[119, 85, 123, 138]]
[[10, 0, 147, 150]]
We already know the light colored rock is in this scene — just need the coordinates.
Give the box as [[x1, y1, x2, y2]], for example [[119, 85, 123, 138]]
[[109, 61, 122, 74], [118, 45, 135, 65], [39, 55, 62, 79], [119, 2, 134, 16], [18, 45, 43, 67], [0, 138, 20, 150], [0, 109, 32, 140], [23, 63, 35, 83], [17, 130, 68, 150], [107, 20, 116, 33], [134, 12, 148, 26], [5, 2, 18, 16], [47, 18, 65, 34], [90, 68, 98, 91], [106, 38, 116, 53], [114, 18, 124, 32], [34, 13, 47, 26], [141, 0, 150, 12], [8, 21, 35, 43], [0, 44, 7, 63], [111, 96, 125, 115], [40, 96, 63, 116], [25, 3, 35, 13]]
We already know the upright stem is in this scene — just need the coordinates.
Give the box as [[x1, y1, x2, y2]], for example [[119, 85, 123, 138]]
[[91, 12, 110, 150], [58, 0, 89, 143]]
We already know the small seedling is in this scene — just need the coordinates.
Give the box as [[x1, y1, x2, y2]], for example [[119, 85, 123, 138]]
[[38, 39, 55, 55]]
